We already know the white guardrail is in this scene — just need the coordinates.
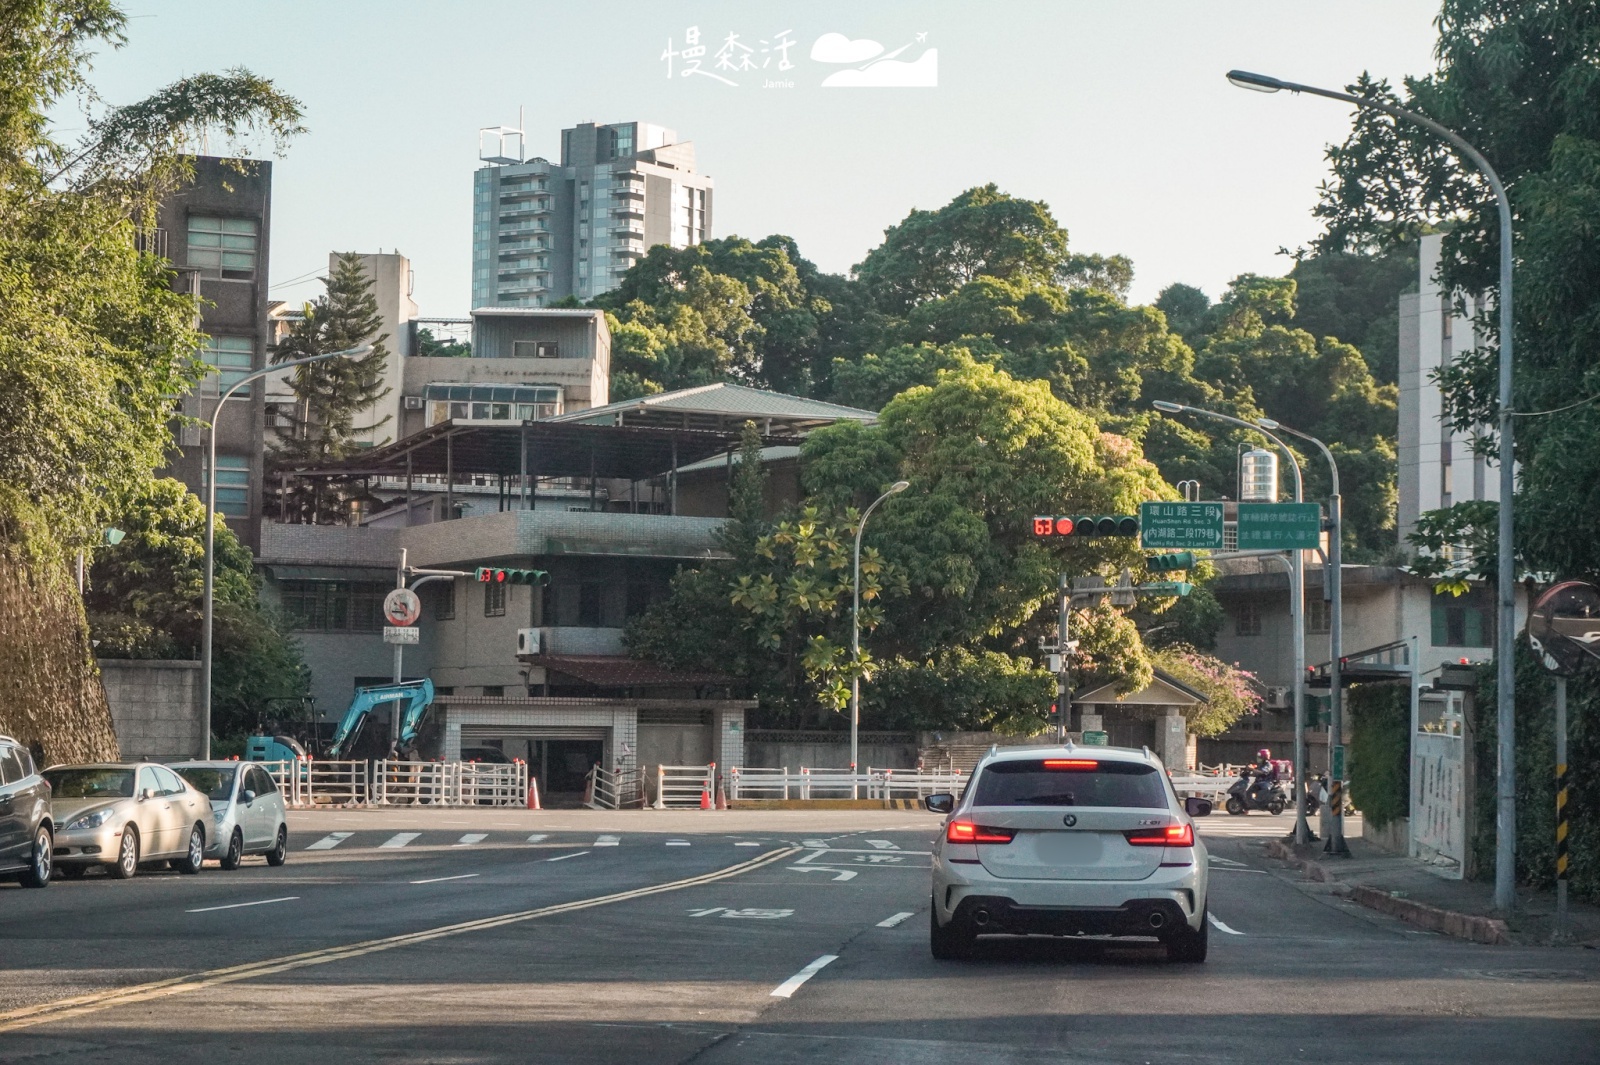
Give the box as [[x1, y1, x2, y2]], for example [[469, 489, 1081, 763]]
[[727, 766, 965, 801], [653, 763, 716, 809], [254, 759, 529, 808], [585, 765, 644, 810]]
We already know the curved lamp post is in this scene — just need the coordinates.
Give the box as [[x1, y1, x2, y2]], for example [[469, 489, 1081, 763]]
[[1226, 67, 1518, 910], [200, 344, 371, 759], [1153, 401, 1313, 845], [850, 480, 910, 797]]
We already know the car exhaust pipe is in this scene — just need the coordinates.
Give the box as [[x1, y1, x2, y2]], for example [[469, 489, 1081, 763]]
[[971, 908, 991, 928], [1147, 911, 1167, 930]]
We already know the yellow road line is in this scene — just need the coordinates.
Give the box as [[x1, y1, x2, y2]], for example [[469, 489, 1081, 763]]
[[0, 845, 800, 1034]]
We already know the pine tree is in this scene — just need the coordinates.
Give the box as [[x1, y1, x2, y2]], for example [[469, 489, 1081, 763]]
[[267, 252, 393, 523], [717, 420, 769, 561]]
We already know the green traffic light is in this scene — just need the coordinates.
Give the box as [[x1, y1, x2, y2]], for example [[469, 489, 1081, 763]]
[[1148, 551, 1196, 572]]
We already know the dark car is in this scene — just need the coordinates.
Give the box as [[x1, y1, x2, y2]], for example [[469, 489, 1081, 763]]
[[0, 736, 53, 887]]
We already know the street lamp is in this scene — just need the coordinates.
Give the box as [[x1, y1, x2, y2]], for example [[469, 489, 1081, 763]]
[[1153, 401, 1313, 845], [199, 344, 371, 759], [1226, 68, 1518, 912], [1260, 416, 1348, 855], [850, 479, 910, 797]]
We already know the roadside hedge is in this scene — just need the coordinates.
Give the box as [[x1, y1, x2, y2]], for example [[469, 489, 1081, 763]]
[[1347, 684, 1410, 830]]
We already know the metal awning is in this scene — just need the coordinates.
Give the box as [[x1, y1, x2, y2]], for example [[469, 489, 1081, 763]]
[[289, 420, 801, 482], [521, 654, 735, 688], [1306, 640, 1413, 689]]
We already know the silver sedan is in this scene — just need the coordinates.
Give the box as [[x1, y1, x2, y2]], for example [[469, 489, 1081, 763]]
[[46, 764, 210, 879], [170, 761, 289, 869]]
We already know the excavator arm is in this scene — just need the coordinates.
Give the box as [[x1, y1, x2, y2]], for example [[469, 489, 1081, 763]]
[[326, 679, 435, 758]]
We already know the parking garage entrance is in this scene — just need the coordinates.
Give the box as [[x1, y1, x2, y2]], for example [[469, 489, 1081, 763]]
[[459, 725, 607, 805]]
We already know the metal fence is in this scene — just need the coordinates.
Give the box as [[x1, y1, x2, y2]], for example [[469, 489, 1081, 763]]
[[726, 766, 964, 801], [254, 759, 528, 808], [653, 763, 716, 809], [585, 765, 644, 810]]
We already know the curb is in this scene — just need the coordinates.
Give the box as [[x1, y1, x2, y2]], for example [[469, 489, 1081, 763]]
[[1262, 839, 1511, 945], [726, 798, 928, 811]]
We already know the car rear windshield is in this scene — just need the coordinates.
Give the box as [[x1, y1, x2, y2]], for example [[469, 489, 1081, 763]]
[[177, 767, 235, 801], [44, 768, 134, 799], [971, 759, 1168, 809]]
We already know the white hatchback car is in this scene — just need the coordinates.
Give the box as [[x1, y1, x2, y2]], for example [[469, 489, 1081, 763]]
[[926, 745, 1212, 962]]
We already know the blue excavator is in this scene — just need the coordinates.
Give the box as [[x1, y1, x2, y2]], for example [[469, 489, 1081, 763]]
[[246, 679, 435, 762]]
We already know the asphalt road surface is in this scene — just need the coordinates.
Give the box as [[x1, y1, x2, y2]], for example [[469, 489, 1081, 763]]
[[2, 808, 1597, 1064]]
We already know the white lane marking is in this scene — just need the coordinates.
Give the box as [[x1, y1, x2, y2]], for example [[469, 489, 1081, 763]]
[[1208, 855, 1248, 867], [666, 840, 691, 847], [735, 841, 761, 847], [1210, 867, 1269, 874], [865, 839, 899, 850], [876, 911, 915, 928], [795, 847, 933, 856], [792, 849, 829, 865], [379, 833, 420, 849], [186, 896, 299, 914], [792, 866, 857, 881], [1207, 913, 1244, 935], [411, 873, 480, 885], [305, 832, 352, 850], [455, 833, 489, 846], [770, 955, 839, 998], [546, 851, 590, 862], [594, 835, 620, 847], [801, 839, 830, 848], [526, 834, 549, 843]]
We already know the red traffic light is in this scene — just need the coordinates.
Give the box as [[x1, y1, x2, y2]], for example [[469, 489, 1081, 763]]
[[1055, 517, 1075, 536]]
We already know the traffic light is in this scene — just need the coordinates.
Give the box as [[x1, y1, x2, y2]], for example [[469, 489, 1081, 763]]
[[1046, 701, 1060, 723], [1031, 515, 1139, 538], [475, 567, 549, 586], [1148, 551, 1196, 572]]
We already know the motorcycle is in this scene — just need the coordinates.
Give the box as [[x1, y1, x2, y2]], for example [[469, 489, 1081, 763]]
[[1225, 768, 1288, 816]]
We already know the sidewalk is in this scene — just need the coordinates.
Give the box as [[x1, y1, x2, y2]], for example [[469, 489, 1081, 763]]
[[1262, 831, 1600, 948]]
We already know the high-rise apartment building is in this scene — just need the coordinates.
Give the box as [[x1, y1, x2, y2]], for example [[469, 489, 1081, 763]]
[[471, 121, 713, 308]]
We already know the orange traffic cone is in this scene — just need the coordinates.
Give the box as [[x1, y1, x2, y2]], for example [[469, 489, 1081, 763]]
[[715, 784, 728, 810], [699, 785, 711, 810], [527, 779, 542, 810]]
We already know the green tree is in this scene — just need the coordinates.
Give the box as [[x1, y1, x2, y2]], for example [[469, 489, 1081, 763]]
[[86, 478, 308, 738], [0, 1, 302, 754], [267, 252, 393, 524]]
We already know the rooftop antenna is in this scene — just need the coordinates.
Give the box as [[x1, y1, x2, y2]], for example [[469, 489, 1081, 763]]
[[479, 109, 525, 165]]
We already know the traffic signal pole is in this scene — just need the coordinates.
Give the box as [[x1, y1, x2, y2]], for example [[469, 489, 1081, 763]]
[[1057, 573, 1071, 742]]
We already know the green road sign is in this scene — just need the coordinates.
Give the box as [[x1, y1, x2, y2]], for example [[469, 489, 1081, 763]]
[[1139, 502, 1224, 549], [1332, 744, 1346, 781], [1081, 730, 1108, 746], [1236, 502, 1322, 549]]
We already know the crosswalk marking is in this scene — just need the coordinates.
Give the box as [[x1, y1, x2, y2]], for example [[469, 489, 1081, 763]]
[[455, 833, 488, 846], [666, 840, 690, 847], [735, 841, 761, 847], [379, 833, 420, 849], [526, 834, 549, 843], [865, 839, 898, 850], [876, 911, 916, 928], [305, 832, 352, 850], [594, 835, 620, 847]]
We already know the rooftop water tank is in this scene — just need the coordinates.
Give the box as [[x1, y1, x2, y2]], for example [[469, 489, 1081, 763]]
[[1240, 448, 1279, 502]]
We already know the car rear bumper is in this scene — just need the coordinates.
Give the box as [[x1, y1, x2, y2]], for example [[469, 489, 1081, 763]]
[[950, 894, 1191, 937], [933, 855, 1206, 934]]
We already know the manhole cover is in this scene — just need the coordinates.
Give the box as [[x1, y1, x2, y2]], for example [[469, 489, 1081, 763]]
[[1454, 968, 1592, 982]]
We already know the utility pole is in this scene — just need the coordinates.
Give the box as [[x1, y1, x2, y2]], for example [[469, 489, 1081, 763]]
[[1056, 573, 1070, 742]]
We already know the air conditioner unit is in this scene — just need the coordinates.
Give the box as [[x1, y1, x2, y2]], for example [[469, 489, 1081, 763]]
[[403, 395, 425, 410], [516, 628, 540, 656], [1265, 686, 1291, 710]]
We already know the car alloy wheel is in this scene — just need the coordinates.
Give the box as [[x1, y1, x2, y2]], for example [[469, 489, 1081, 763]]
[[265, 825, 288, 867], [19, 827, 52, 888], [176, 825, 205, 874], [221, 829, 243, 871], [109, 826, 139, 879]]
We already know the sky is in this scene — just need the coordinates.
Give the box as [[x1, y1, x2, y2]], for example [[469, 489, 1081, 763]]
[[78, 0, 1444, 315]]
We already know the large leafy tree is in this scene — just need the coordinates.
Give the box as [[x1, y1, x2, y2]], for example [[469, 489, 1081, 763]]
[[1311, 1, 1600, 582], [0, 1, 302, 755], [268, 251, 393, 524]]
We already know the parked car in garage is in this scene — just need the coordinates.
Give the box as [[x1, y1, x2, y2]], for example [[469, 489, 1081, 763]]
[[171, 761, 289, 869], [45, 764, 209, 879], [0, 735, 53, 888]]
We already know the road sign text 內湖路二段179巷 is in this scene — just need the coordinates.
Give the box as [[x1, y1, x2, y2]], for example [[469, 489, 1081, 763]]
[[1235, 502, 1321, 550], [1138, 502, 1224, 550]]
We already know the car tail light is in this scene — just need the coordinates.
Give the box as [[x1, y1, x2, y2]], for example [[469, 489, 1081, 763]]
[[946, 820, 1016, 844], [1041, 759, 1099, 770], [1125, 823, 1194, 847]]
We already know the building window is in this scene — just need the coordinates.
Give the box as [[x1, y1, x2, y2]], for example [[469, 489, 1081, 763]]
[[1235, 600, 1261, 637], [204, 455, 251, 518], [481, 685, 504, 698], [1432, 591, 1492, 647], [484, 579, 506, 617], [187, 215, 258, 280], [1306, 595, 1331, 635], [200, 336, 254, 396], [511, 341, 560, 359], [425, 384, 561, 425], [280, 580, 387, 633], [434, 580, 456, 621]]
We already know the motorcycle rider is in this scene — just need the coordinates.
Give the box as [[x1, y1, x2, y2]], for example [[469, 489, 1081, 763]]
[[1247, 748, 1279, 803]]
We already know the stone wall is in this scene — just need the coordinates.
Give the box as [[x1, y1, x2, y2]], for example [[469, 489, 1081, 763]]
[[98, 659, 204, 761]]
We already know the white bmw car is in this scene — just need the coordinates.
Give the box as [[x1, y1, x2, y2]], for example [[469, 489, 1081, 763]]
[[925, 745, 1212, 962]]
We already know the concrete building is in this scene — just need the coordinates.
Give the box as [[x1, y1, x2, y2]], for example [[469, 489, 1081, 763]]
[[156, 156, 273, 551], [471, 120, 713, 308], [1397, 233, 1500, 542]]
